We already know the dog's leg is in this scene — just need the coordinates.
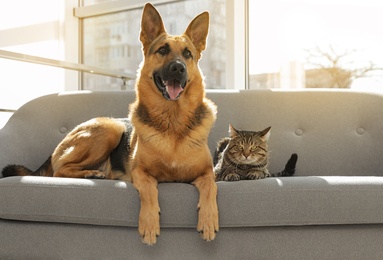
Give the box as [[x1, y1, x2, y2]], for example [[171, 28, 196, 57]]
[[52, 118, 127, 179], [132, 167, 161, 245], [193, 171, 219, 241], [53, 144, 114, 179]]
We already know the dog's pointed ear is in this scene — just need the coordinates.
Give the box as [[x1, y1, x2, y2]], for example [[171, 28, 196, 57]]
[[140, 3, 166, 50], [184, 11, 209, 55]]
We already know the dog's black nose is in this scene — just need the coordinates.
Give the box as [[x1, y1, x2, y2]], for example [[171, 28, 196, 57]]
[[168, 60, 186, 78]]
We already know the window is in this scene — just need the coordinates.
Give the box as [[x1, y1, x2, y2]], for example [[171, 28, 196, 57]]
[[80, 0, 227, 90], [0, 0, 79, 128], [248, 0, 383, 91]]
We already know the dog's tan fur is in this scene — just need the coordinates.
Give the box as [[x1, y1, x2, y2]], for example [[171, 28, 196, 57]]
[[52, 118, 127, 179], [2, 3, 219, 245]]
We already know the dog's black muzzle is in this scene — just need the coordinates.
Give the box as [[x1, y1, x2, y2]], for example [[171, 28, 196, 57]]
[[153, 60, 187, 101]]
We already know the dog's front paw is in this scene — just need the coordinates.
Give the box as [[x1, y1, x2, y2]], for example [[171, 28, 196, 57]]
[[197, 206, 219, 242], [138, 208, 160, 246]]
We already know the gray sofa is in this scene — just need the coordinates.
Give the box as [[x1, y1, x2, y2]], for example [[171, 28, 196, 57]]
[[2, 90, 383, 259]]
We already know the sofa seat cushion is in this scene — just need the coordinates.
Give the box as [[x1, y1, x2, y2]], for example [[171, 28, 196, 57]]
[[1, 176, 383, 228]]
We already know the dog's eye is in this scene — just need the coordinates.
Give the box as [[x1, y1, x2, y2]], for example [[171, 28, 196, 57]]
[[183, 49, 193, 59], [156, 45, 170, 56]]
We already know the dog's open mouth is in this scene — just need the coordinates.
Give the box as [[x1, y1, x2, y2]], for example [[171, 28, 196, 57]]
[[154, 74, 186, 101]]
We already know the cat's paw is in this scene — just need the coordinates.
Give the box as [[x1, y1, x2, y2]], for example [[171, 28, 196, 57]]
[[223, 173, 241, 181], [247, 171, 267, 180]]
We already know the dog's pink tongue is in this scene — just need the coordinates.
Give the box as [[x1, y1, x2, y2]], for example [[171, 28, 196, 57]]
[[166, 80, 183, 100]]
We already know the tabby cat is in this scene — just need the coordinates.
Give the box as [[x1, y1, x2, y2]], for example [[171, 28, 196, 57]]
[[214, 124, 298, 181]]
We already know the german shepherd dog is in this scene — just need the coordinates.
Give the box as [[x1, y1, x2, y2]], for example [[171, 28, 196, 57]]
[[2, 3, 219, 245]]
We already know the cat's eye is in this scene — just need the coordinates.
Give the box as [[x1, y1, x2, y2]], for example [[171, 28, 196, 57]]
[[235, 147, 243, 152], [251, 146, 258, 151]]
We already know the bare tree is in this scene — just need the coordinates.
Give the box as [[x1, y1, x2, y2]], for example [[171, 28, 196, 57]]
[[305, 45, 383, 88]]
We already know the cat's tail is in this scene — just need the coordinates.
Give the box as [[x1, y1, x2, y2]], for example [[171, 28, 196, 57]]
[[1, 156, 54, 178], [213, 137, 230, 166], [270, 153, 298, 177]]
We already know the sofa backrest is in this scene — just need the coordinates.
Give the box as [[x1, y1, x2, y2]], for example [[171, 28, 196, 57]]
[[1, 90, 383, 177]]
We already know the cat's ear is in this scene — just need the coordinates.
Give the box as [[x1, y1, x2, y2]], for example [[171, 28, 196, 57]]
[[260, 126, 271, 141], [229, 124, 239, 138]]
